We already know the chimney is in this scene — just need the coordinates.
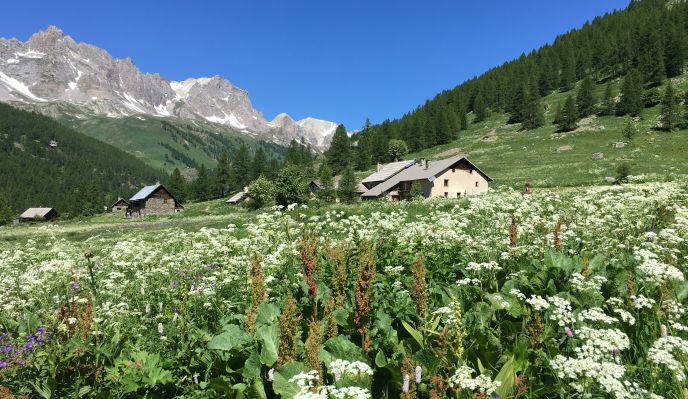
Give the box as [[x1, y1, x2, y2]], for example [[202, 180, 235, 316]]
[[424, 160, 429, 170], [376, 163, 382, 172]]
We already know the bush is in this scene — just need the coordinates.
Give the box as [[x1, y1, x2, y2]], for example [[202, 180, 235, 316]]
[[247, 176, 275, 209], [616, 162, 632, 184], [274, 165, 309, 207]]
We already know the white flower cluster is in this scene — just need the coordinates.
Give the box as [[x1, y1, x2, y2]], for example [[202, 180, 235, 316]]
[[570, 272, 607, 293], [547, 296, 574, 327], [290, 369, 372, 399], [647, 336, 688, 381], [578, 307, 618, 325], [432, 301, 462, 326], [456, 278, 481, 286], [466, 261, 501, 273], [550, 327, 635, 398], [526, 295, 549, 311], [448, 365, 501, 395], [329, 359, 373, 380], [629, 294, 655, 310], [634, 249, 684, 285], [509, 288, 526, 300], [382, 265, 404, 276]]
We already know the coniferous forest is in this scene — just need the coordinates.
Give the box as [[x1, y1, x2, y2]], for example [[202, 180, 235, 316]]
[[349, 0, 688, 169], [0, 103, 162, 217]]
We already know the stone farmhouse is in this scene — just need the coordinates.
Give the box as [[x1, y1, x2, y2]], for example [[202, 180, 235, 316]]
[[360, 155, 492, 201], [110, 197, 129, 212], [128, 183, 183, 217], [19, 207, 58, 222]]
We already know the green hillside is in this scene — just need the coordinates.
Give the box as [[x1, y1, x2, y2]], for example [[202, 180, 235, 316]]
[[62, 114, 288, 171], [346, 0, 688, 187], [408, 76, 688, 187], [0, 103, 163, 215]]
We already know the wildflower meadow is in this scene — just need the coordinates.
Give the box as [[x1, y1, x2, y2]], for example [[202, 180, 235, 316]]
[[1, 183, 687, 398]]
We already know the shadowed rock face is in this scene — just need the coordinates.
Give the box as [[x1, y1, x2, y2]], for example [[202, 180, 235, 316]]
[[0, 26, 337, 150]]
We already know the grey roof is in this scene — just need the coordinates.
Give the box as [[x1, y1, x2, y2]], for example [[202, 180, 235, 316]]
[[130, 184, 161, 201], [227, 191, 247, 204], [362, 155, 492, 198], [361, 160, 416, 184], [20, 208, 55, 218]]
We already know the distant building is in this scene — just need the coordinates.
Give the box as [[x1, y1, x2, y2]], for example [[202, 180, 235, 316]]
[[361, 155, 492, 201], [110, 197, 129, 212], [19, 207, 58, 222], [226, 189, 248, 205], [48, 140, 58, 148], [128, 183, 183, 217]]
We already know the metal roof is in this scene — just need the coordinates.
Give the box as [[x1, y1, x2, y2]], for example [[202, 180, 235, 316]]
[[362, 155, 491, 198], [361, 160, 416, 184], [20, 208, 55, 218], [129, 184, 160, 201], [226, 191, 247, 204]]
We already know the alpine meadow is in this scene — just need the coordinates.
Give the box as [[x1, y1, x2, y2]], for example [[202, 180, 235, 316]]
[[1, 1, 688, 399]]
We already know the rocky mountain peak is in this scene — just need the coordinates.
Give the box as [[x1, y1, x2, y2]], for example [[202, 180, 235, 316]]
[[0, 26, 337, 150]]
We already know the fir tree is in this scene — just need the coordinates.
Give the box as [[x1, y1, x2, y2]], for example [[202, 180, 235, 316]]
[[617, 69, 644, 116], [0, 192, 13, 225], [193, 165, 212, 201], [213, 152, 233, 197], [316, 163, 335, 202], [659, 82, 680, 131], [251, 147, 267, 180], [459, 110, 468, 130], [576, 75, 596, 117], [167, 167, 188, 203], [665, 25, 685, 78], [557, 95, 578, 132], [325, 124, 351, 174], [436, 108, 452, 144], [638, 27, 665, 87], [521, 80, 545, 130], [600, 82, 615, 116], [473, 92, 487, 122], [560, 51, 577, 91], [622, 119, 637, 141], [337, 167, 358, 203], [233, 144, 252, 189]]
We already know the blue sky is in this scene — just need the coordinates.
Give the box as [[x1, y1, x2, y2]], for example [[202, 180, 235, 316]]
[[1, 0, 628, 130]]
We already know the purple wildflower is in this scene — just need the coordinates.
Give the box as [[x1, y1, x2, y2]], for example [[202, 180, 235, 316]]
[[415, 365, 422, 383], [70, 281, 79, 290], [565, 326, 573, 338], [402, 373, 410, 393]]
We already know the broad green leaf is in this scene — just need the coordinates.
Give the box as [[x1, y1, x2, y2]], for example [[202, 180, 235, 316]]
[[242, 351, 262, 380], [272, 362, 306, 399], [494, 356, 516, 398], [375, 350, 388, 367], [250, 378, 267, 399], [257, 324, 278, 366], [209, 325, 252, 352], [320, 335, 367, 364], [256, 303, 280, 326]]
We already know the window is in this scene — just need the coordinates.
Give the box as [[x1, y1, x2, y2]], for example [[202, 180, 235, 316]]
[[163, 198, 169, 204], [475, 181, 479, 187], [444, 192, 448, 198], [452, 168, 456, 173], [457, 193, 461, 198], [444, 179, 449, 187]]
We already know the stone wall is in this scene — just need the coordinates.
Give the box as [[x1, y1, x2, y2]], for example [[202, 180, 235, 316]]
[[142, 197, 176, 216]]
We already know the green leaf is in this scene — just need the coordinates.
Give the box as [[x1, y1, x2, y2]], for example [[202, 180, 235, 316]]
[[243, 351, 262, 380], [209, 325, 252, 352], [257, 324, 278, 366], [401, 320, 424, 348], [77, 386, 91, 398], [320, 335, 367, 365], [256, 303, 280, 326], [29, 382, 52, 399], [272, 362, 306, 399], [494, 356, 516, 398], [375, 350, 388, 367], [250, 378, 267, 399]]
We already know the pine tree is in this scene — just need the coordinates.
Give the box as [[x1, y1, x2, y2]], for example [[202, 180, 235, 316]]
[[0, 192, 13, 225], [436, 108, 452, 144], [325, 124, 351, 174], [600, 82, 615, 116], [316, 163, 335, 202], [665, 25, 685, 78], [213, 152, 233, 197], [659, 82, 679, 131], [233, 144, 252, 189], [521, 80, 544, 130], [251, 147, 267, 180], [617, 69, 644, 116], [638, 26, 665, 87], [193, 164, 212, 201], [459, 110, 468, 130], [557, 95, 578, 132], [473, 92, 487, 122], [167, 167, 188, 203], [560, 51, 577, 91], [622, 119, 637, 141], [576, 75, 596, 117], [337, 166, 358, 203]]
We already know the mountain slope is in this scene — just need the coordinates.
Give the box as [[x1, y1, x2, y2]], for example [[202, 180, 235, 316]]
[[0, 102, 163, 214], [0, 26, 337, 153], [351, 0, 688, 186]]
